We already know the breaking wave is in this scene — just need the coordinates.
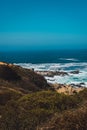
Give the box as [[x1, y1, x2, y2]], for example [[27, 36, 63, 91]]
[[14, 62, 87, 86]]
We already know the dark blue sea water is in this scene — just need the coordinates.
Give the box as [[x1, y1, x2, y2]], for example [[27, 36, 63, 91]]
[[0, 49, 87, 64], [0, 49, 87, 85]]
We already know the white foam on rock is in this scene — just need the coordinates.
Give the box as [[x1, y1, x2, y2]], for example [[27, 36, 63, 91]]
[[14, 62, 87, 87]]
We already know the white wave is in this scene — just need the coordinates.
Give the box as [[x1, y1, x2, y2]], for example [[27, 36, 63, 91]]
[[14, 62, 87, 70], [59, 58, 79, 61], [14, 62, 87, 73], [45, 73, 87, 87], [14, 62, 87, 86]]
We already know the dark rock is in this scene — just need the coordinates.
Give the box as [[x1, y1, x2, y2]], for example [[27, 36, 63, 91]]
[[70, 70, 80, 74], [36, 71, 68, 77], [80, 82, 85, 85]]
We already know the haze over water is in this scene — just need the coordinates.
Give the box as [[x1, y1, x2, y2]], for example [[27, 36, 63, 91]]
[[0, 0, 87, 51]]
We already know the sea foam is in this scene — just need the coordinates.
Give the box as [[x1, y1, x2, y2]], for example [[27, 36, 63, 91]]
[[14, 62, 87, 87]]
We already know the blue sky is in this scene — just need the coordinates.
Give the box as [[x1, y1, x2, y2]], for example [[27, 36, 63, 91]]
[[0, 0, 87, 51]]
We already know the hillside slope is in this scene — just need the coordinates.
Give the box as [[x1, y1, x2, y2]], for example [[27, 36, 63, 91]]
[[0, 62, 87, 130], [0, 62, 51, 93]]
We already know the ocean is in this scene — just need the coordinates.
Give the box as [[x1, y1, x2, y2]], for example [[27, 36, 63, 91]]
[[0, 49, 87, 86]]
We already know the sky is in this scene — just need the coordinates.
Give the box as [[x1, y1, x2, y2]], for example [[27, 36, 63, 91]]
[[0, 0, 87, 51]]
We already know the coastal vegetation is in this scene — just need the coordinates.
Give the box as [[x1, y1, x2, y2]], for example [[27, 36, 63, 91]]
[[0, 62, 87, 130]]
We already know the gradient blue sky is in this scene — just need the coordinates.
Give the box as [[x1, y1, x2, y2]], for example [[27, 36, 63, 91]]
[[0, 0, 87, 51]]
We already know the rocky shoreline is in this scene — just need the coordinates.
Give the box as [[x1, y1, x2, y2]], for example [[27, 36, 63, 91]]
[[0, 62, 85, 95], [35, 70, 86, 95], [50, 83, 84, 95], [36, 70, 80, 77], [36, 70, 69, 77]]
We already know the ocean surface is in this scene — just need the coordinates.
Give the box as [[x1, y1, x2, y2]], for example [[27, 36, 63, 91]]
[[0, 50, 87, 86]]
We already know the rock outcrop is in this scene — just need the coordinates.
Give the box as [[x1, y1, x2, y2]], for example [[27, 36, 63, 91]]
[[50, 83, 84, 95], [70, 70, 80, 74], [36, 71, 68, 77]]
